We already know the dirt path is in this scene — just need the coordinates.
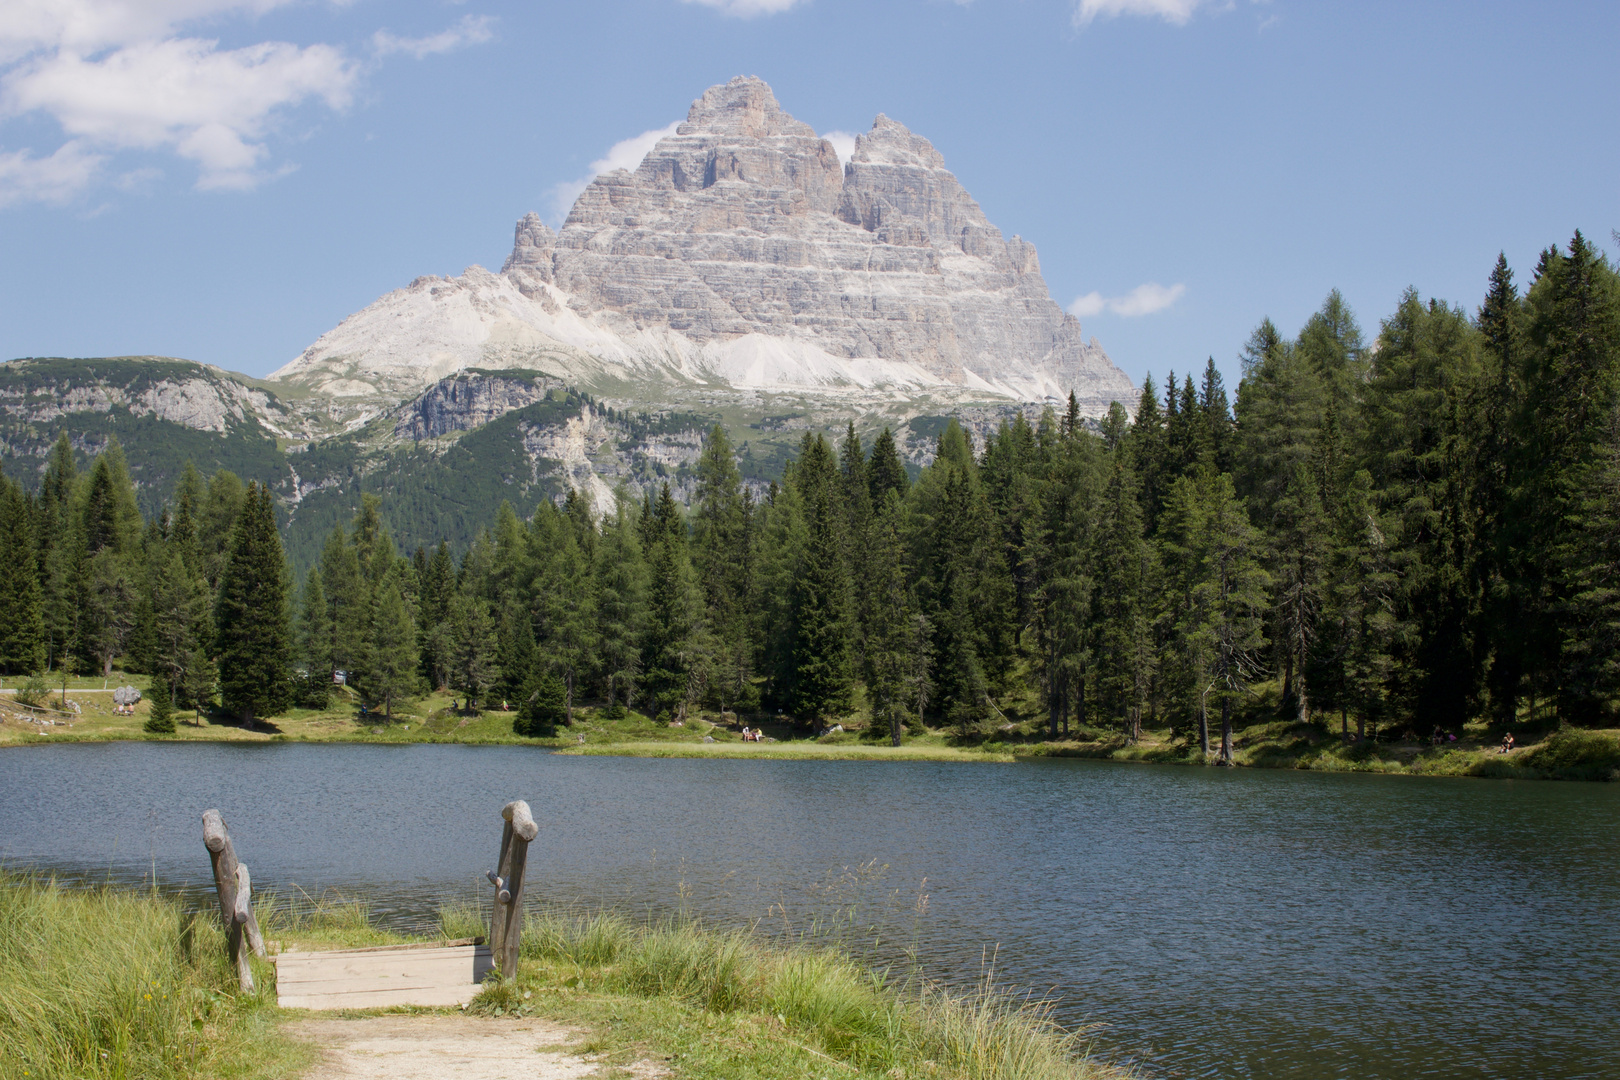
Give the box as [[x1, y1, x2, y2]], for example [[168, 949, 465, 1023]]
[[287, 1016, 666, 1080]]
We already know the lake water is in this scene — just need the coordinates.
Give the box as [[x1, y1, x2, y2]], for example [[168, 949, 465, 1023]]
[[1, 743, 1615, 1079]]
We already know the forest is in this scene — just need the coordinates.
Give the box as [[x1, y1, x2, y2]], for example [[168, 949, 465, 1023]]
[[1, 232, 1616, 757]]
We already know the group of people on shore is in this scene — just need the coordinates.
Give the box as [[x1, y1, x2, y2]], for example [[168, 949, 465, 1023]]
[[739, 726, 764, 742]]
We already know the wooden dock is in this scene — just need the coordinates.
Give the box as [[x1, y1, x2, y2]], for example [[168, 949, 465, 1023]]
[[274, 939, 494, 1010]]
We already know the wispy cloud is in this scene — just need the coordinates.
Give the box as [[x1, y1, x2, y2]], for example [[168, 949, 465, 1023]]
[[548, 121, 680, 224], [372, 15, 494, 60], [0, 139, 101, 206], [1070, 282, 1185, 318], [1073, 0, 1210, 28], [0, 1, 495, 206], [821, 129, 857, 165], [680, 0, 808, 17]]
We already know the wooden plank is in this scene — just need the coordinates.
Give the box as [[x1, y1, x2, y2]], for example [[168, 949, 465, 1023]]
[[273, 943, 493, 1010], [273, 937, 482, 959], [277, 983, 484, 1010]]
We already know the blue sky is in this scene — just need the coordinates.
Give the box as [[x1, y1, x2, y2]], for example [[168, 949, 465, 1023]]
[[1, 0, 1616, 393]]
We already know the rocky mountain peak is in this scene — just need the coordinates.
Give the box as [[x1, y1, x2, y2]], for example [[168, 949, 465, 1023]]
[[279, 77, 1135, 417], [677, 74, 815, 140]]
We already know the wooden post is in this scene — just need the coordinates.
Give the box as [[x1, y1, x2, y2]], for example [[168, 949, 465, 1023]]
[[485, 799, 537, 979], [203, 809, 267, 991]]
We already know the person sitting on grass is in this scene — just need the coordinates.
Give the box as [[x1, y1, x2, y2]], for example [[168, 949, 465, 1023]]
[[1501, 732, 1515, 754]]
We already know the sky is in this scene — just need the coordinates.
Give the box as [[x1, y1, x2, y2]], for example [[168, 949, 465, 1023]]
[[1, 0, 1616, 393]]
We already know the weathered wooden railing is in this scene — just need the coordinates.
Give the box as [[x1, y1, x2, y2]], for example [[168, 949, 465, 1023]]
[[202, 809, 266, 991], [485, 799, 537, 979]]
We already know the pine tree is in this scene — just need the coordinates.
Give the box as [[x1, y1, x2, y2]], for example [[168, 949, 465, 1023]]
[[790, 436, 854, 729], [642, 483, 704, 721], [1161, 470, 1270, 761], [214, 482, 293, 723], [515, 670, 567, 736], [0, 478, 45, 675], [365, 569, 418, 718], [862, 492, 914, 744], [867, 427, 910, 505], [299, 566, 332, 708], [37, 434, 78, 674], [595, 501, 648, 714], [320, 526, 366, 686], [1092, 452, 1154, 740], [146, 544, 206, 701], [447, 589, 500, 711], [143, 676, 176, 734]]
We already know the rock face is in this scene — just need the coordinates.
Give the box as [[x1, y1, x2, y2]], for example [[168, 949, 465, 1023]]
[[278, 76, 1133, 416], [393, 372, 561, 442]]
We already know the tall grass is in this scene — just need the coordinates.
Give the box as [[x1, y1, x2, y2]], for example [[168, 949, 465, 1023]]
[[443, 903, 1120, 1080], [0, 873, 305, 1080]]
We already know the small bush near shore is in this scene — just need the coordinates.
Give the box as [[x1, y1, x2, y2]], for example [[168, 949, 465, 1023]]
[[0, 873, 307, 1080], [1522, 727, 1620, 779]]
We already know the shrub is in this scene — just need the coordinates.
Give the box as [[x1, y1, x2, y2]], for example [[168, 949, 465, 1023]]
[[514, 671, 566, 736], [1524, 727, 1620, 779], [13, 672, 50, 709]]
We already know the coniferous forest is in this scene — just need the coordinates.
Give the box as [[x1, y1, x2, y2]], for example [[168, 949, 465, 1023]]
[[2, 234, 1618, 755]]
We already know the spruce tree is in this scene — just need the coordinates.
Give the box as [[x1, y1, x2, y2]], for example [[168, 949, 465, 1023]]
[[143, 676, 176, 734], [299, 566, 332, 708], [447, 589, 500, 711], [595, 501, 649, 713], [214, 482, 293, 724], [790, 436, 854, 729], [867, 427, 910, 505], [365, 570, 418, 718], [0, 478, 45, 675], [642, 483, 702, 721]]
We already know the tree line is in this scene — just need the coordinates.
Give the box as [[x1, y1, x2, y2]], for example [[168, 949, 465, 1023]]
[[1, 232, 1616, 753]]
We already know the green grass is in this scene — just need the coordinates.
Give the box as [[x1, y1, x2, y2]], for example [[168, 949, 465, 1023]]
[[0, 873, 1120, 1080], [438, 905, 1121, 1080], [0, 873, 311, 1080]]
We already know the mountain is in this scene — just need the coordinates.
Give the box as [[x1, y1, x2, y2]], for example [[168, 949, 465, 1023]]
[[2, 77, 1135, 567], [272, 76, 1133, 424]]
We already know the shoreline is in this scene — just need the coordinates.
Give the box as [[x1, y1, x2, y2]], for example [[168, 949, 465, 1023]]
[[3, 714, 1615, 781], [4, 680, 1615, 780]]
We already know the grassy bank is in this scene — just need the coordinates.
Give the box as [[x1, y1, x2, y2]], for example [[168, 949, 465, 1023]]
[[0, 874, 1121, 1080], [437, 904, 1118, 1080], [1000, 718, 1620, 782], [0, 874, 309, 1080], [4, 672, 1614, 781]]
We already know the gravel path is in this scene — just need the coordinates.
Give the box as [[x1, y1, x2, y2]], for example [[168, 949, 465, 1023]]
[[287, 1016, 665, 1080]]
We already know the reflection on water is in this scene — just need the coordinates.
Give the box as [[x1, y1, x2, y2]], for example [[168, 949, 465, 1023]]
[[1, 743, 1616, 1079]]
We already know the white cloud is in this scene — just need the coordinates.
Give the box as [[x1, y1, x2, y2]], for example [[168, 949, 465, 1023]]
[[0, 1, 295, 61], [0, 1, 494, 205], [0, 138, 101, 206], [1073, 0, 1208, 28], [372, 15, 494, 60], [1069, 282, 1185, 318], [4, 37, 357, 189], [547, 121, 679, 224], [680, 0, 807, 15], [821, 129, 857, 165]]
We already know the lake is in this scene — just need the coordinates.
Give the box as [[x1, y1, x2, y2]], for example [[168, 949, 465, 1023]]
[[1, 743, 1615, 1079]]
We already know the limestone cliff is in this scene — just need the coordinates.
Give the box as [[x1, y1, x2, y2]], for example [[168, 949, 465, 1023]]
[[276, 76, 1134, 417]]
